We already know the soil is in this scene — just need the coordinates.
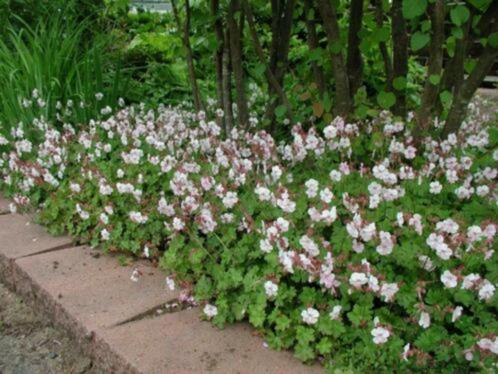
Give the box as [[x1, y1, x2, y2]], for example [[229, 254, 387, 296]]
[[0, 282, 102, 374]]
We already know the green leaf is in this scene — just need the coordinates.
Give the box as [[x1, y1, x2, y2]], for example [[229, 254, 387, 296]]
[[393, 76, 407, 91], [411, 32, 430, 51], [376, 91, 396, 109], [450, 5, 470, 26], [402, 0, 427, 19], [429, 74, 441, 85], [489, 32, 498, 48], [275, 104, 287, 118]]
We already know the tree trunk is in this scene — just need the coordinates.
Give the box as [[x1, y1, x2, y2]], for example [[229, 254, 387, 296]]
[[171, 0, 203, 113], [211, 0, 225, 129], [346, 0, 364, 96], [243, 0, 293, 123], [443, 46, 498, 137], [391, 0, 408, 117], [304, 0, 326, 96], [416, 0, 445, 132], [373, 0, 393, 91], [317, 0, 351, 117], [222, 27, 234, 131], [266, 0, 296, 127], [437, 13, 473, 116], [228, 0, 249, 127]]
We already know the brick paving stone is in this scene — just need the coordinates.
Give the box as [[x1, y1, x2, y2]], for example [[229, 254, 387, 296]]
[[102, 307, 322, 374], [0, 213, 72, 260]]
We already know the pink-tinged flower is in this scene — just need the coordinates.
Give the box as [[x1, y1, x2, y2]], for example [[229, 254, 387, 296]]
[[371, 326, 390, 345], [441, 270, 458, 289]]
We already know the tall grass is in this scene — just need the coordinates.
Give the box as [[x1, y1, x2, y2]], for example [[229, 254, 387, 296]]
[[0, 12, 130, 131]]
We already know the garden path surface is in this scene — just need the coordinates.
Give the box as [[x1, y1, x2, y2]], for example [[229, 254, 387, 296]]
[[0, 195, 321, 373], [0, 282, 101, 374]]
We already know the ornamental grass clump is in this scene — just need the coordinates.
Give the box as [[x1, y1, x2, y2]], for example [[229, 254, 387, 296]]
[[0, 97, 497, 371]]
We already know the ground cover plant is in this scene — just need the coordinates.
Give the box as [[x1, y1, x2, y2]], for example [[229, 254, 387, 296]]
[[0, 93, 497, 371], [1, 0, 498, 372]]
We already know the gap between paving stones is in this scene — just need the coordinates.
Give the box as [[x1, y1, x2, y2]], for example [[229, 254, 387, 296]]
[[0, 195, 322, 373]]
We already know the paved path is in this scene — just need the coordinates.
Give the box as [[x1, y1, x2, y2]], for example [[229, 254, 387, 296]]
[[0, 194, 322, 373]]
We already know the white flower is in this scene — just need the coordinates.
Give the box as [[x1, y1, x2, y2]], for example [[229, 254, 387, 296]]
[[264, 281, 278, 298], [305, 179, 319, 198], [371, 326, 390, 344], [451, 306, 463, 322], [299, 235, 320, 257], [380, 282, 399, 302], [329, 170, 342, 182], [429, 181, 442, 194], [477, 338, 498, 355], [222, 191, 238, 209], [301, 308, 320, 325], [376, 231, 394, 256], [130, 268, 140, 282], [329, 305, 342, 320], [101, 229, 110, 241], [143, 246, 150, 258], [349, 272, 368, 288], [172, 217, 185, 231], [203, 304, 218, 318], [129, 211, 148, 224], [478, 280, 496, 301], [260, 239, 273, 253], [440, 270, 458, 289], [165, 277, 175, 291], [401, 343, 410, 361], [418, 312, 431, 329]]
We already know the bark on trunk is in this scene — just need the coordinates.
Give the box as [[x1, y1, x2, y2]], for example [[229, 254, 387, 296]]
[[266, 0, 296, 126], [243, 0, 293, 123], [317, 0, 351, 117], [228, 0, 249, 127], [211, 0, 225, 129], [373, 0, 393, 91], [391, 0, 408, 117], [304, 0, 326, 96], [222, 26, 234, 131], [416, 0, 445, 132], [346, 0, 364, 96], [171, 0, 203, 113]]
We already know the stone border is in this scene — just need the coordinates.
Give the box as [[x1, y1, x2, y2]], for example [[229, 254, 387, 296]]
[[0, 195, 322, 373]]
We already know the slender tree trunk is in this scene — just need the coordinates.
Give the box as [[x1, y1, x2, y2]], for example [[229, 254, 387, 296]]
[[222, 28, 234, 131], [436, 13, 473, 116], [228, 0, 249, 127], [304, 0, 326, 96], [416, 0, 445, 132], [266, 0, 296, 128], [346, 0, 364, 96], [443, 46, 498, 137], [391, 0, 408, 117], [171, 0, 203, 113], [373, 0, 393, 91], [243, 0, 293, 123], [317, 0, 351, 117], [211, 0, 225, 129]]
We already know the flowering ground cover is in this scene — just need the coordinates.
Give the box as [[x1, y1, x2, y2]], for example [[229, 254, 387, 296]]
[[0, 92, 497, 372]]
